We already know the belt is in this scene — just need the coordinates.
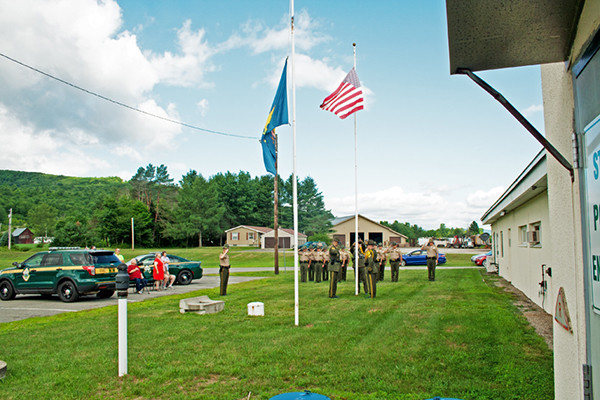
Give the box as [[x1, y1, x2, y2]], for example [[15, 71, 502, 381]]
[[426, 257, 436, 259]]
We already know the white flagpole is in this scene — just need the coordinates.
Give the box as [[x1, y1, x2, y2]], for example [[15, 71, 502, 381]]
[[291, 0, 299, 326], [353, 43, 359, 296]]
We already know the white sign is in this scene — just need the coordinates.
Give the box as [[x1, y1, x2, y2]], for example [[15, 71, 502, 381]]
[[585, 117, 600, 314]]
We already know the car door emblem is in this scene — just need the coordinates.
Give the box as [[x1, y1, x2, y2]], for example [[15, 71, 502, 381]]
[[23, 267, 30, 282]]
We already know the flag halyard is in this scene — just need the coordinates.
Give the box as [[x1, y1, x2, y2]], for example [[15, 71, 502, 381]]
[[320, 67, 364, 119]]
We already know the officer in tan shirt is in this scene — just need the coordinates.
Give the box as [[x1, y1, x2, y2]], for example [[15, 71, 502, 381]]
[[299, 247, 310, 282], [387, 242, 403, 282], [219, 244, 231, 295], [313, 246, 323, 283], [421, 238, 439, 281]]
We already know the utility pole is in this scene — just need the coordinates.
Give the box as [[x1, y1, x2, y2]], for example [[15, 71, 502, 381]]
[[7, 208, 12, 250]]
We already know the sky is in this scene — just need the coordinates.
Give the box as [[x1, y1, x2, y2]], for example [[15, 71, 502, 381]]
[[0, 0, 546, 230]]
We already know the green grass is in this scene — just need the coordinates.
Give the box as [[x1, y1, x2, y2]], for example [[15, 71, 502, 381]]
[[0, 269, 553, 400]]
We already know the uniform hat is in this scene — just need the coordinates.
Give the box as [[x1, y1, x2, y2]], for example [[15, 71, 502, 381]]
[[367, 240, 376, 246], [223, 244, 230, 248]]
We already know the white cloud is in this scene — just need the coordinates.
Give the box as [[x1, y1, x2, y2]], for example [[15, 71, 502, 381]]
[[522, 103, 543, 117], [197, 99, 209, 117], [326, 185, 504, 230]]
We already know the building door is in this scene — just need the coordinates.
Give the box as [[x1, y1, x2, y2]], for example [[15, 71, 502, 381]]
[[349, 232, 364, 245], [575, 36, 600, 399], [368, 232, 383, 245]]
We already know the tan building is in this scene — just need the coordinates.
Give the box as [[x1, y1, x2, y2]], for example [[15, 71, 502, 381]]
[[482, 150, 553, 313], [330, 215, 408, 247], [261, 228, 307, 249], [447, 2, 600, 398], [224, 225, 271, 247]]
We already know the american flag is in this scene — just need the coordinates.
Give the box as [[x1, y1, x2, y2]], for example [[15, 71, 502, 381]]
[[320, 68, 364, 119]]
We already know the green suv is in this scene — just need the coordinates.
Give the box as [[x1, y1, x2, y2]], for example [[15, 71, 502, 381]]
[[0, 248, 121, 302]]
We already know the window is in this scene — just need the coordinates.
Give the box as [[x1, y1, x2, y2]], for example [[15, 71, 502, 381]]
[[519, 225, 528, 246], [231, 232, 239, 241], [529, 222, 542, 247], [248, 232, 255, 240]]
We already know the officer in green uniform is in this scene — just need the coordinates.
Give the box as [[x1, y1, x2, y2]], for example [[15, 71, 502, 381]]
[[322, 245, 330, 281], [299, 247, 309, 282], [388, 242, 403, 282], [219, 244, 230, 296], [350, 240, 368, 294], [422, 238, 439, 281], [364, 240, 378, 298], [328, 238, 341, 298]]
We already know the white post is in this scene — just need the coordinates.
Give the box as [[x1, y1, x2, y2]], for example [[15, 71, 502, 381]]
[[353, 44, 359, 296], [7, 208, 12, 250], [131, 218, 135, 250], [291, 0, 299, 327], [118, 297, 127, 376]]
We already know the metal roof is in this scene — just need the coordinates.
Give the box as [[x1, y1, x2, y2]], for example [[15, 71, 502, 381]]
[[446, 0, 584, 73]]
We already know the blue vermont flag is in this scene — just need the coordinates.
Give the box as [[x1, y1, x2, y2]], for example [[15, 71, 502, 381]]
[[261, 59, 289, 175]]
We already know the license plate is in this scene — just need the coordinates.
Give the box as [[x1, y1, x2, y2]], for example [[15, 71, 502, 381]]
[[96, 267, 117, 274]]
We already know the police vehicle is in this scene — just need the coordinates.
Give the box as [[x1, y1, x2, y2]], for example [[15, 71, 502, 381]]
[[0, 247, 121, 302]]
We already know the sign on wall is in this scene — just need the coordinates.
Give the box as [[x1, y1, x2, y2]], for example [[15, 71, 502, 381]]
[[585, 116, 600, 314]]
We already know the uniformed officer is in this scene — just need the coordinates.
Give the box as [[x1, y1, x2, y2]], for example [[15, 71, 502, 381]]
[[339, 245, 348, 282], [364, 240, 378, 298], [219, 244, 230, 295], [422, 238, 439, 281], [350, 240, 368, 293], [328, 238, 341, 298], [299, 246, 310, 282], [377, 244, 387, 281], [313, 246, 323, 283], [322, 245, 330, 281], [308, 247, 315, 281], [387, 242, 403, 282]]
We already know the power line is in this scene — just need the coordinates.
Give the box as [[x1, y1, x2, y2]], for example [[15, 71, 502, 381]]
[[0, 52, 256, 140]]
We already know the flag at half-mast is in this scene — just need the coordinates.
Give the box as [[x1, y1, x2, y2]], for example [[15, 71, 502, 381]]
[[261, 59, 289, 175], [320, 67, 364, 119]]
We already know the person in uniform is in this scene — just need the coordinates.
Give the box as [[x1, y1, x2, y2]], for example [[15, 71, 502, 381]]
[[377, 244, 387, 281], [308, 246, 315, 281], [421, 238, 439, 281], [299, 247, 309, 282], [313, 246, 323, 283], [328, 238, 341, 298], [219, 244, 231, 295], [339, 245, 348, 282], [350, 240, 368, 293], [387, 242, 403, 282], [364, 240, 378, 298], [322, 245, 330, 281]]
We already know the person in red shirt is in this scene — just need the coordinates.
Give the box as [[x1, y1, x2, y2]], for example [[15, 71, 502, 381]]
[[153, 253, 164, 291], [127, 259, 147, 294]]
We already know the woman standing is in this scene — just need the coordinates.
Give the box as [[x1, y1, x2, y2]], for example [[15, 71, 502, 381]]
[[153, 252, 164, 291], [219, 244, 230, 295]]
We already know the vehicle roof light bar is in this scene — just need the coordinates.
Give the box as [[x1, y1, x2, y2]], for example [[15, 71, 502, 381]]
[[456, 68, 574, 181]]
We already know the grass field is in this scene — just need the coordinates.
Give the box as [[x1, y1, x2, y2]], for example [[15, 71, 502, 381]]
[[0, 267, 553, 400]]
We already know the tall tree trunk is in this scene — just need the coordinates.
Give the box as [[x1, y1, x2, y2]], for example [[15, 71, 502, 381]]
[[198, 231, 202, 247]]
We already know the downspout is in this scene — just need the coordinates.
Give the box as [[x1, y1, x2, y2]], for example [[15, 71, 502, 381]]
[[456, 68, 575, 182]]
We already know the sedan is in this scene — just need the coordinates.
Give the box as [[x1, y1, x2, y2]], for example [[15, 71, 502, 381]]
[[400, 250, 447, 266], [472, 251, 492, 266], [128, 254, 203, 285]]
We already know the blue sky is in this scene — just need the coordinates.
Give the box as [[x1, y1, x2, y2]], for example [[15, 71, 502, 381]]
[[0, 0, 544, 229]]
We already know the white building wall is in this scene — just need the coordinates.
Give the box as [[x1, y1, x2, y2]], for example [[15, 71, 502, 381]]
[[492, 192, 553, 312]]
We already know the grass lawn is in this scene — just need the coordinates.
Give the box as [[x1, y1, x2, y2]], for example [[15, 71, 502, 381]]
[[0, 268, 553, 400]]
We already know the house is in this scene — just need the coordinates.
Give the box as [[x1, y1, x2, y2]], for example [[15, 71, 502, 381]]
[[446, 1, 600, 398], [330, 215, 408, 247], [12, 228, 34, 244], [224, 226, 271, 247], [261, 228, 307, 249], [481, 150, 552, 312]]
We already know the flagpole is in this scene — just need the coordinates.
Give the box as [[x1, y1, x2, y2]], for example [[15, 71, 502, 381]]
[[291, 0, 299, 326], [353, 43, 359, 296]]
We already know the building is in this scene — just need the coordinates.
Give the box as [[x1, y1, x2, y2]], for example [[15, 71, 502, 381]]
[[261, 228, 307, 249], [482, 150, 553, 312], [224, 226, 271, 247], [330, 215, 408, 247], [446, 1, 600, 398], [11, 228, 34, 244]]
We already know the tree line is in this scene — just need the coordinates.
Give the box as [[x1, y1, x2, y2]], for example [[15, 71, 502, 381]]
[[379, 220, 482, 241], [0, 166, 333, 248]]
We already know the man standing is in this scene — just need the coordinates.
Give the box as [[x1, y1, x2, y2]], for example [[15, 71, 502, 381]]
[[299, 247, 310, 282], [339, 245, 348, 282], [377, 244, 387, 281], [308, 246, 315, 281], [351, 240, 368, 294], [313, 246, 323, 283], [388, 242, 403, 282], [421, 238, 439, 281], [328, 239, 341, 298], [219, 244, 231, 295], [364, 240, 378, 298], [322, 245, 330, 281]]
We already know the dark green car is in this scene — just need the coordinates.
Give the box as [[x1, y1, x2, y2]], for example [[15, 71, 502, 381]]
[[128, 253, 203, 285], [0, 248, 121, 302]]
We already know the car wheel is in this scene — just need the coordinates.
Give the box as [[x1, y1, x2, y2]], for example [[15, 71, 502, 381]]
[[0, 280, 16, 301], [401, 260, 406, 267], [177, 269, 193, 285], [58, 281, 79, 303], [96, 289, 115, 299]]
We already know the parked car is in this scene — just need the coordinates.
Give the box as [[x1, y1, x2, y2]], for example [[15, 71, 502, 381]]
[[401, 249, 447, 266], [128, 253, 202, 285], [472, 251, 492, 266], [0, 247, 121, 302]]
